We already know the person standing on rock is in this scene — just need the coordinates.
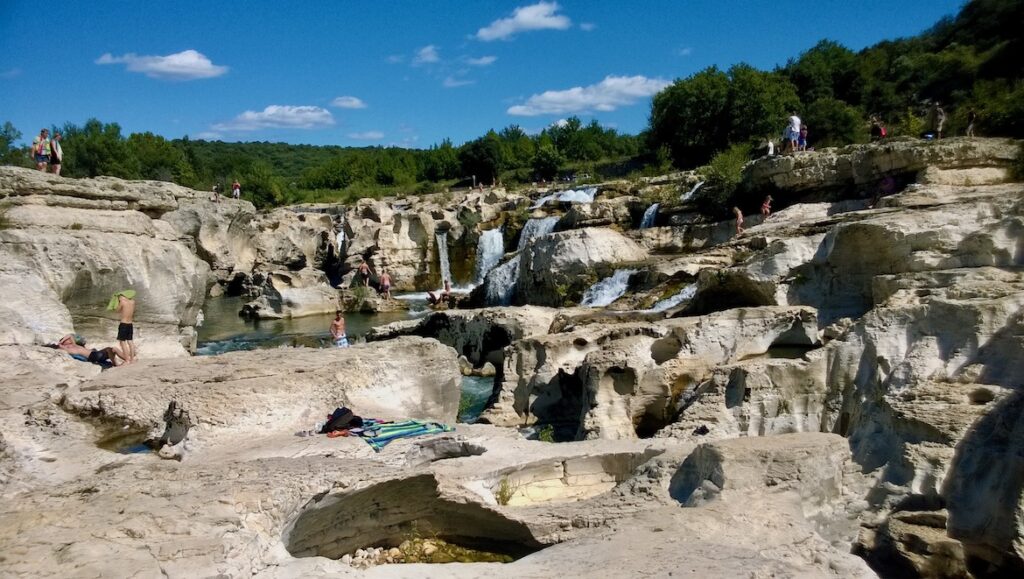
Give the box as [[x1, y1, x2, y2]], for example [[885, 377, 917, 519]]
[[32, 128, 50, 171], [358, 259, 372, 287], [966, 109, 977, 138], [49, 132, 63, 176], [733, 206, 744, 234], [330, 310, 349, 348], [378, 269, 393, 300], [231, 179, 241, 200], [108, 290, 137, 364]]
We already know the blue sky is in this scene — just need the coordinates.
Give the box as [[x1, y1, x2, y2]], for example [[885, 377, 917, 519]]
[[1, 1, 965, 148]]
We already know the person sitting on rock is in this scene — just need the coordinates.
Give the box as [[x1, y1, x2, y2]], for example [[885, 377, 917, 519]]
[[427, 279, 451, 306], [761, 195, 773, 218], [378, 269, 393, 300]]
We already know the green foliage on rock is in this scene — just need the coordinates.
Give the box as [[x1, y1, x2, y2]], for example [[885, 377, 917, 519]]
[[696, 143, 753, 214], [804, 98, 869, 147]]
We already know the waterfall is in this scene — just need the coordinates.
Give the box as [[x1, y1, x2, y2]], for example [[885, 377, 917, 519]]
[[435, 232, 451, 284], [650, 283, 697, 312], [680, 181, 705, 202], [484, 256, 520, 306], [580, 269, 637, 307], [475, 228, 505, 284], [640, 203, 659, 229], [517, 217, 559, 251], [531, 187, 599, 209]]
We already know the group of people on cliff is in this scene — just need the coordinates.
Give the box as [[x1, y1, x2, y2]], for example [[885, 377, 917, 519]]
[[210, 180, 242, 202], [31, 128, 64, 175]]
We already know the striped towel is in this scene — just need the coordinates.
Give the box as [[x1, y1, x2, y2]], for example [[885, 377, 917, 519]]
[[359, 419, 454, 452]]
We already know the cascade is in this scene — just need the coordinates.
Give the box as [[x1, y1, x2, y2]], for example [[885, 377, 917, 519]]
[[530, 187, 599, 209], [484, 257, 520, 306], [680, 181, 705, 202], [435, 232, 451, 284], [580, 269, 637, 307], [517, 217, 559, 251], [650, 283, 697, 312], [640, 203, 660, 228], [475, 228, 505, 284]]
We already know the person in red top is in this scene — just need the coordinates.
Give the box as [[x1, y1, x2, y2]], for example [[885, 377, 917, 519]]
[[231, 180, 241, 199]]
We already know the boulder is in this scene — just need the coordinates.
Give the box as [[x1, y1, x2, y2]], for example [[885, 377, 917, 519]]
[[242, 268, 339, 319]]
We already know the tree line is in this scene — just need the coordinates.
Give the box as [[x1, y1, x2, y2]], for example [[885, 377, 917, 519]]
[[2, 0, 1020, 208]]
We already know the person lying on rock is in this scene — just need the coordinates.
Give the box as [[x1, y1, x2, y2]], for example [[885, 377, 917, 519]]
[[53, 339, 128, 367]]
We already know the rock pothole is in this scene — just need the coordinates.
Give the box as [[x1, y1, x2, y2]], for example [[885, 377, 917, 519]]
[[284, 474, 546, 562]]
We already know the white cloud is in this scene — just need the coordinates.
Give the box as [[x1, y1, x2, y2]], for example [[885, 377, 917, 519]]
[[331, 96, 367, 109], [678, 47, 693, 56], [96, 49, 227, 80], [580, 22, 596, 31], [476, 2, 571, 41], [413, 45, 440, 65], [212, 105, 335, 131], [466, 55, 497, 66], [386, 54, 405, 64], [443, 76, 475, 88], [348, 131, 384, 140], [195, 131, 223, 140], [507, 74, 670, 116]]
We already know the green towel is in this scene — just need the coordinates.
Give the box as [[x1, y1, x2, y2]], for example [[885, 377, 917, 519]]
[[106, 289, 136, 311]]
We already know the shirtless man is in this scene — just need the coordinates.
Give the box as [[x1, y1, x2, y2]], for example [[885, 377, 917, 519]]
[[330, 310, 349, 348], [357, 259, 371, 287], [733, 207, 745, 234], [427, 279, 452, 306], [111, 290, 137, 363], [56, 340, 128, 367], [378, 269, 393, 299]]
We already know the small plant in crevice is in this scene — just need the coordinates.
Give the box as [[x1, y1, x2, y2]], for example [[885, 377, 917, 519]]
[[69, 222, 83, 230], [537, 424, 555, 443], [494, 476, 520, 506]]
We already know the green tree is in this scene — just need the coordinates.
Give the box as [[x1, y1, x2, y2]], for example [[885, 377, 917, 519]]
[[0, 121, 27, 167], [60, 119, 138, 178], [784, 40, 859, 104], [803, 98, 868, 147], [127, 132, 186, 181], [422, 139, 461, 181], [727, 64, 801, 146], [532, 144, 563, 181], [244, 160, 283, 209], [459, 131, 505, 184], [649, 66, 731, 168]]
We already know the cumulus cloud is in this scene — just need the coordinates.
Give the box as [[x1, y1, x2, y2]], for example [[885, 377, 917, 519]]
[[476, 2, 571, 41], [466, 55, 497, 66], [413, 45, 440, 65], [507, 75, 670, 116], [348, 131, 384, 140], [443, 76, 475, 88], [331, 96, 367, 109], [96, 49, 227, 80], [212, 105, 335, 131]]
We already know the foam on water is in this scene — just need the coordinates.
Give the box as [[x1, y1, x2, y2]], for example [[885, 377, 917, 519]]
[[530, 187, 598, 209], [640, 203, 659, 229], [475, 228, 505, 283], [436, 232, 451, 284], [484, 256, 521, 306], [517, 217, 558, 251], [681, 181, 705, 202]]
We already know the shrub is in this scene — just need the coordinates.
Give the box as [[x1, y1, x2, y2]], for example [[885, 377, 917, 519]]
[[538, 424, 555, 443], [695, 143, 752, 214], [495, 476, 519, 506]]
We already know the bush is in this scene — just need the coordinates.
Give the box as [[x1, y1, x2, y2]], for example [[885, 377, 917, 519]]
[[803, 98, 868, 147], [695, 143, 752, 214]]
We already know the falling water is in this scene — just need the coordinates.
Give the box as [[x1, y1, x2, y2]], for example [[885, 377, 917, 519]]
[[517, 217, 559, 251], [484, 256, 521, 306], [580, 269, 637, 307], [680, 181, 705, 202], [475, 228, 505, 284], [530, 187, 599, 209], [435, 232, 451, 284], [640, 203, 660, 229], [650, 283, 697, 312]]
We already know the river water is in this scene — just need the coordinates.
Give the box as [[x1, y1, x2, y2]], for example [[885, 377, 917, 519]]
[[195, 296, 414, 355]]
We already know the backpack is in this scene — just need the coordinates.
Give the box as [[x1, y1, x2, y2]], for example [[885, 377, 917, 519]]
[[320, 406, 363, 433]]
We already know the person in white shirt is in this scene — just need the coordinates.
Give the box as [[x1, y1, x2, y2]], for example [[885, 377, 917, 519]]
[[786, 113, 801, 153]]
